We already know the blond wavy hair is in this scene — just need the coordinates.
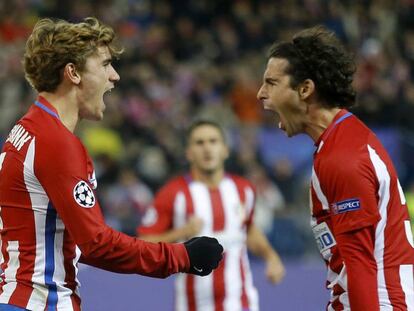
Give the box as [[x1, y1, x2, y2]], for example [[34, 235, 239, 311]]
[[24, 17, 123, 92]]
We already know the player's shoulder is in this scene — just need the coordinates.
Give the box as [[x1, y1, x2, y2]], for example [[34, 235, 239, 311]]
[[21, 108, 86, 164], [323, 115, 372, 158], [157, 175, 188, 196], [226, 173, 254, 190], [338, 114, 372, 144]]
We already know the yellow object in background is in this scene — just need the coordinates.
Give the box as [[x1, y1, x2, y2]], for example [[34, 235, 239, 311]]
[[82, 126, 123, 160], [406, 190, 414, 234]]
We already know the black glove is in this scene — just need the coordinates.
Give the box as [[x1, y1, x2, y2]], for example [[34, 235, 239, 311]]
[[184, 236, 224, 276]]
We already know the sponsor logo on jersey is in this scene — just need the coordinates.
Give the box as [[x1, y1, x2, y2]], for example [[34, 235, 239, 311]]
[[331, 198, 361, 214], [73, 180, 95, 208]]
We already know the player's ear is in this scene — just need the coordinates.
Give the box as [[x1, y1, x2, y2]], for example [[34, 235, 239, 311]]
[[298, 79, 315, 100], [63, 63, 81, 85]]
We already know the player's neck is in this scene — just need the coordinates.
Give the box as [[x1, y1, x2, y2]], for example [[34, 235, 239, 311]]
[[304, 106, 342, 142], [191, 168, 224, 188], [39, 91, 79, 133]]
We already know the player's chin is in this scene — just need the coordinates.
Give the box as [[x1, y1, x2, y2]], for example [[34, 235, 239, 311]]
[[201, 166, 218, 174], [87, 110, 104, 121]]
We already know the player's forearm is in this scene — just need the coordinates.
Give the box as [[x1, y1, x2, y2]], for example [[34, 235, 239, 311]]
[[79, 226, 190, 277], [139, 227, 190, 243], [246, 224, 280, 261]]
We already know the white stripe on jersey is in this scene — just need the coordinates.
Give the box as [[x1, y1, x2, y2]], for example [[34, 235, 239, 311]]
[[194, 274, 214, 311], [219, 179, 246, 248], [223, 246, 241, 311], [241, 249, 259, 311], [73, 246, 81, 297], [173, 192, 187, 240], [317, 141, 324, 153], [244, 186, 255, 221], [220, 179, 243, 311], [190, 182, 213, 236], [367, 144, 392, 307], [0, 241, 20, 304], [27, 211, 47, 310], [189, 182, 214, 311], [397, 179, 407, 205], [24, 138, 75, 310], [311, 166, 329, 210], [173, 190, 188, 311], [24, 138, 48, 309], [400, 265, 414, 310], [175, 274, 188, 311], [0, 152, 6, 170], [405, 220, 414, 249], [55, 218, 75, 310]]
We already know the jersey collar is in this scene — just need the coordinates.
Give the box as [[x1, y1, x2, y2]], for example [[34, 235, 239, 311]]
[[314, 109, 352, 151], [34, 96, 60, 119]]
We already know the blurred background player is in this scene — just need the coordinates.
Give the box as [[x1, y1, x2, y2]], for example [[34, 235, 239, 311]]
[[138, 120, 285, 311], [0, 17, 223, 311], [257, 25, 414, 310]]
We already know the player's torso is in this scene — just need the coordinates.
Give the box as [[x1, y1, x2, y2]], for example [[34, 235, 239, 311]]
[[0, 102, 94, 310], [172, 175, 259, 311], [173, 176, 252, 247], [310, 114, 414, 309]]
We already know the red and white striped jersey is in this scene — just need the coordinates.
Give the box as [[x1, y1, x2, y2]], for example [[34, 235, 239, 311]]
[[138, 174, 259, 311], [0, 96, 189, 311], [311, 109, 414, 310]]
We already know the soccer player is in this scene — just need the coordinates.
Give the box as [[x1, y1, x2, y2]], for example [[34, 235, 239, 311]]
[[257, 25, 414, 310], [0, 18, 223, 311], [138, 120, 285, 311]]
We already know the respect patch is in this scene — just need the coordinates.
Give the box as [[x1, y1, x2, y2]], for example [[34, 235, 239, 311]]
[[331, 198, 361, 215]]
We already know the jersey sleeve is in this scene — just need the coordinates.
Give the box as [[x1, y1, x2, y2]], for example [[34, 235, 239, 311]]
[[34, 135, 189, 277], [245, 184, 256, 228], [322, 152, 381, 235], [231, 175, 256, 228], [335, 226, 380, 310], [137, 182, 176, 236]]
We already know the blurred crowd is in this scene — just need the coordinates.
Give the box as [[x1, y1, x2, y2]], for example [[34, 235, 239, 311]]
[[2, 0, 414, 258]]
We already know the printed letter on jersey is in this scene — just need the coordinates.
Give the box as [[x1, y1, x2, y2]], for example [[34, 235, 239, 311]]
[[73, 180, 95, 208]]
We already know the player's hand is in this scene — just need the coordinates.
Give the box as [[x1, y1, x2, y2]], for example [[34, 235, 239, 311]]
[[266, 254, 285, 284], [184, 236, 223, 276], [184, 216, 204, 239]]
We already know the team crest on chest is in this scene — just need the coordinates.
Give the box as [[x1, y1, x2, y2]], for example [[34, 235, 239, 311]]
[[73, 180, 95, 208]]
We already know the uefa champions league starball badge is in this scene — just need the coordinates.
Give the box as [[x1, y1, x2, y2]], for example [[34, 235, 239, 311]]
[[73, 180, 96, 208]]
